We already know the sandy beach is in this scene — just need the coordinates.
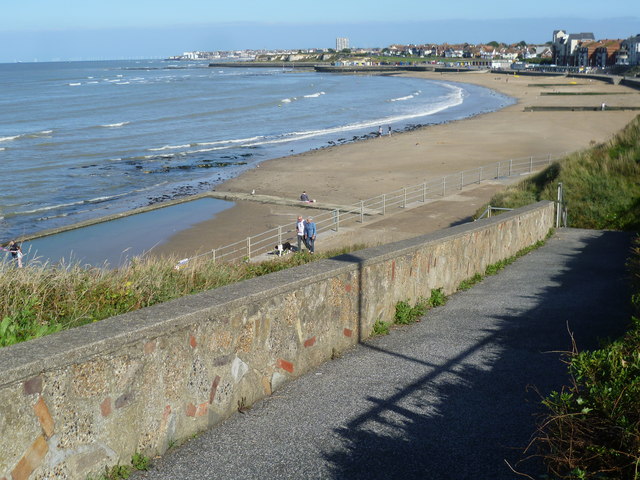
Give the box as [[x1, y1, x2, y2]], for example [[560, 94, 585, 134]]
[[152, 71, 640, 258]]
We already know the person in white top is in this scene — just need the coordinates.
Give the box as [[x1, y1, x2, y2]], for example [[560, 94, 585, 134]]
[[296, 216, 305, 252]]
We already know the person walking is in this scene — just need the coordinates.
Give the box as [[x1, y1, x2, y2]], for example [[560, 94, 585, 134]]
[[296, 216, 305, 252], [304, 217, 316, 254]]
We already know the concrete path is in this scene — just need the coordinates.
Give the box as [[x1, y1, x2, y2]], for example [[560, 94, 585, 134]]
[[135, 228, 632, 480]]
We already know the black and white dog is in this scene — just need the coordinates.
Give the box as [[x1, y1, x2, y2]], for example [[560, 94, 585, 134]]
[[274, 241, 293, 256]]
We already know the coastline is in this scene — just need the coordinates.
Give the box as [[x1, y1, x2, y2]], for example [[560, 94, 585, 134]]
[[150, 71, 640, 259]]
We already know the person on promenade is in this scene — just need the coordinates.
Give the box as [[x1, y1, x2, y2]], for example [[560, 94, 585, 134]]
[[304, 217, 316, 254], [296, 216, 305, 252], [8, 240, 23, 268]]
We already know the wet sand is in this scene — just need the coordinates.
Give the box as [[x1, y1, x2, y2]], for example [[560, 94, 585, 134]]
[[152, 71, 640, 258]]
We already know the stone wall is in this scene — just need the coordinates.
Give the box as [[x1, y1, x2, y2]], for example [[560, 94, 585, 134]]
[[0, 201, 555, 480]]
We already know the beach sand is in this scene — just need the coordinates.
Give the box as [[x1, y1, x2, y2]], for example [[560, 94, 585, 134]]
[[152, 72, 640, 259]]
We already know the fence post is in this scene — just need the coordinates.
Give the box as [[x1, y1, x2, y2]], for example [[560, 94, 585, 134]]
[[556, 182, 563, 229], [496, 162, 500, 178], [548, 153, 552, 165], [382, 194, 386, 215], [478, 167, 482, 184], [460, 171, 464, 190], [278, 226, 282, 245], [212, 249, 216, 263], [442, 177, 446, 197], [360, 200, 364, 223], [529, 156, 533, 173], [333, 209, 340, 231], [422, 183, 427, 202], [509, 159, 513, 177], [246, 237, 251, 260], [403, 188, 407, 208]]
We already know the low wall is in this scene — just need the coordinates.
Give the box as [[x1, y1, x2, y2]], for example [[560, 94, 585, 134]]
[[0, 201, 555, 480], [524, 106, 640, 112], [621, 77, 640, 91]]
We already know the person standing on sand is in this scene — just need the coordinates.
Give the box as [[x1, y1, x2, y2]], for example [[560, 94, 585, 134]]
[[304, 217, 316, 254], [296, 216, 305, 252], [300, 191, 310, 202], [378, 126, 383, 137]]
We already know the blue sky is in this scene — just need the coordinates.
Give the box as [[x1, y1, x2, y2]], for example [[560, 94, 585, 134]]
[[1, 0, 638, 62]]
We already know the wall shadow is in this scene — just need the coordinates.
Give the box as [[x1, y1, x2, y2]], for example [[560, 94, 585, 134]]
[[322, 230, 632, 479]]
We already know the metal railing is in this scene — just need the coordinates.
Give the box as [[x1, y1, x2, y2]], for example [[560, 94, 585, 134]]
[[475, 205, 514, 221], [178, 152, 567, 265]]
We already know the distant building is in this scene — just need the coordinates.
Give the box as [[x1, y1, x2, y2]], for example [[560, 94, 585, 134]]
[[552, 30, 595, 65], [620, 34, 640, 65], [336, 37, 349, 51], [575, 39, 622, 68]]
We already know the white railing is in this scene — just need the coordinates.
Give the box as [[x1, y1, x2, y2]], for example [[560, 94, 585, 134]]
[[178, 152, 567, 265]]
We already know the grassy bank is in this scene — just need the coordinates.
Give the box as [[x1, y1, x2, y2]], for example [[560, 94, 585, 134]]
[[0, 246, 362, 347], [531, 239, 640, 479], [477, 115, 640, 231]]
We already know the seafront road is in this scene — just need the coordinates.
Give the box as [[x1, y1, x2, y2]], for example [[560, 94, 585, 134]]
[[134, 228, 631, 480]]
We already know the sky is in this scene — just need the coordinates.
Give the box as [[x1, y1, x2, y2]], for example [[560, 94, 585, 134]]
[[1, 0, 638, 62]]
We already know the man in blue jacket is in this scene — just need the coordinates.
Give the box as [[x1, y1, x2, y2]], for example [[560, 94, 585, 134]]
[[304, 217, 317, 254]]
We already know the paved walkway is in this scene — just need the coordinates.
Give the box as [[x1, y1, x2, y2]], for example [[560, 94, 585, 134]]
[[135, 228, 632, 480]]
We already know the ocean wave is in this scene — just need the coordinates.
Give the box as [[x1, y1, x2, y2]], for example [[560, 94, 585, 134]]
[[390, 95, 414, 102], [281, 98, 296, 103], [0, 147, 5, 151], [0, 135, 20, 143], [0, 130, 53, 143], [303, 92, 325, 98], [101, 122, 130, 128], [68, 83, 82, 86], [148, 144, 192, 151], [194, 136, 263, 147]]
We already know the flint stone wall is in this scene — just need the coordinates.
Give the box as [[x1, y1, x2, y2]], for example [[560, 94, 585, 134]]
[[0, 201, 555, 480]]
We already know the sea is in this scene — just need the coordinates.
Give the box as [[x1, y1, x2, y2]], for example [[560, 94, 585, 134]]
[[0, 60, 514, 248]]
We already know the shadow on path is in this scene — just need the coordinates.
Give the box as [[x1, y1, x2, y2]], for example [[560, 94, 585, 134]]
[[322, 229, 632, 479]]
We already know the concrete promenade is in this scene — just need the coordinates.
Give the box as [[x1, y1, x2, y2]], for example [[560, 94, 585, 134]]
[[134, 228, 632, 480]]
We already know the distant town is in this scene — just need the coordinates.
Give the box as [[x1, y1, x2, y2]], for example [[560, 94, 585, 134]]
[[168, 30, 640, 74]]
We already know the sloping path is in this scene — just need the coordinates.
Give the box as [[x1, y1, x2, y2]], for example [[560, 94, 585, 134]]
[[135, 228, 632, 480]]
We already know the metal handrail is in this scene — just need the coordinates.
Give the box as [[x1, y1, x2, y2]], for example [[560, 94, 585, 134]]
[[177, 152, 566, 265], [475, 205, 514, 221]]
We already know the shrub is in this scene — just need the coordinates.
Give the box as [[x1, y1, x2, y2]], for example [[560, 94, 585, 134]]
[[532, 236, 640, 479], [372, 319, 391, 336]]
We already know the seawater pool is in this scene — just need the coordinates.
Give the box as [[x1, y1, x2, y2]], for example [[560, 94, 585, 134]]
[[6, 198, 233, 268]]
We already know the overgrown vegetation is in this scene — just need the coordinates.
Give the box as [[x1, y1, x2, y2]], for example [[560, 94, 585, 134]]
[[476, 115, 640, 231], [455, 237, 549, 292], [373, 288, 448, 336], [0, 246, 363, 347], [88, 452, 150, 480], [531, 238, 640, 479]]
